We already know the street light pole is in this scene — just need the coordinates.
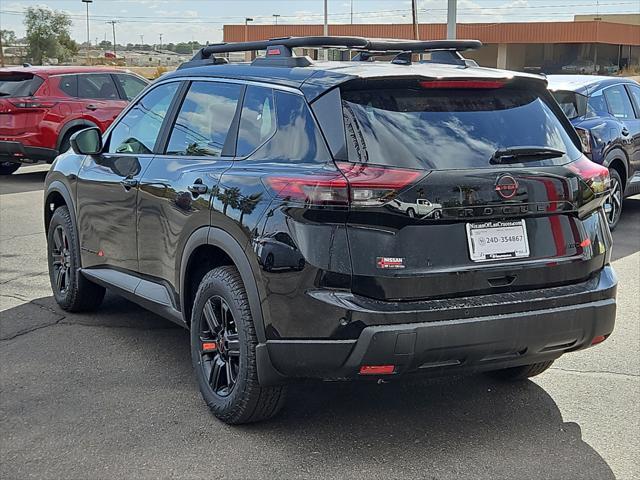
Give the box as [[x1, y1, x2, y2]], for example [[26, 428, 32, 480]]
[[447, 0, 457, 40], [82, 0, 92, 64], [106, 20, 119, 58], [159, 33, 163, 50], [244, 18, 254, 61], [321, 0, 328, 60], [411, 0, 419, 40], [273, 14, 280, 25]]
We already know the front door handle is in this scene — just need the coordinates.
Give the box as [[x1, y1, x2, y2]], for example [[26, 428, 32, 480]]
[[120, 177, 138, 190], [188, 179, 208, 196], [86, 104, 98, 111]]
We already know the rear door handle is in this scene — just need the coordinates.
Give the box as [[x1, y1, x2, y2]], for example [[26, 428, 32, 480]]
[[86, 104, 98, 111], [120, 177, 138, 190], [188, 179, 208, 196]]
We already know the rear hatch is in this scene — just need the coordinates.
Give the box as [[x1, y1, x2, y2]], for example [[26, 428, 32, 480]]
[[0, 72, 46, 136], [337, 77, 611, 301]]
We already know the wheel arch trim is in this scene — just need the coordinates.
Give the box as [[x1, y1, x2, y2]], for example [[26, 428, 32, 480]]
[[44, 180, 77, 237], [179, 226, 267, 343]]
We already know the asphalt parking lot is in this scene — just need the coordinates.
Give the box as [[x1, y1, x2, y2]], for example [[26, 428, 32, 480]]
[[1, 165, 638, 480]]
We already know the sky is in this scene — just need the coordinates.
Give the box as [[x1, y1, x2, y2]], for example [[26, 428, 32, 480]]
[[0, 0, 638, 45]]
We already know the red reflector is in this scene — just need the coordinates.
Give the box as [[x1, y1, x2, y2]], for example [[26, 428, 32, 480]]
[[202, 341, 217, 352], [359, 365, 395, 375], [579, 238, 591, 248], [591, 335, 606, 346], [419, 80, 505, 89]]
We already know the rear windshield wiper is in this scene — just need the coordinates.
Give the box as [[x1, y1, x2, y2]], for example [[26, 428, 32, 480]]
[[490, 147, 565, 165]]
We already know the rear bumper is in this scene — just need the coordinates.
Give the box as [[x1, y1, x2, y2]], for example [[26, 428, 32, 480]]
[[0, 141, 57, 164], [264, 265, 617, 381]]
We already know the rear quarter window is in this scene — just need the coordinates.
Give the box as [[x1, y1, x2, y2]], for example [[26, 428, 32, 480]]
[[342, 86, 581, 170], [0, 73, 44, 97], [239, 90, 330, 163]]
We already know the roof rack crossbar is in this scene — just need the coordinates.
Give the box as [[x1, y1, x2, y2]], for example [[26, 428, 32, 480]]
[[193, 36, 482, 60]]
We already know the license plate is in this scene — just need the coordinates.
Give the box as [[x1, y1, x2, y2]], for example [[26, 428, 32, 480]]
[[466, 220, 530, 262]]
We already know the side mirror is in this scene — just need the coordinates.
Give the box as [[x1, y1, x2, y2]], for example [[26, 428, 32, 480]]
[[70, 127, 103, 155]]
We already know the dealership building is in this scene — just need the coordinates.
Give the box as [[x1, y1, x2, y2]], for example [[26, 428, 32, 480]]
[[223, 14, 640, 73]]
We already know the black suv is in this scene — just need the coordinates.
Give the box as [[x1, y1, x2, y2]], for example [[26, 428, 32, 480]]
[[44, 37, 617, 424]]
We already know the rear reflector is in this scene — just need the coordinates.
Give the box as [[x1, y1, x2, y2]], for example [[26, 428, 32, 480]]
[[569, 156, 610, 195], [202, 341, 217, 352], [359, 365, 395, 375], [591, 335, 607, 346], [264, 162, 424, 207], [419, 80, 505, 89]]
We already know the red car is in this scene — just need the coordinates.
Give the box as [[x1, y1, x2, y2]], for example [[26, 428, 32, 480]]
[[0, 66, 148, 175]]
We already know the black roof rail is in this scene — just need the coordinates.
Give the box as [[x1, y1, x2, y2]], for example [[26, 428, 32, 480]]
[[181, 36, 482, 69]]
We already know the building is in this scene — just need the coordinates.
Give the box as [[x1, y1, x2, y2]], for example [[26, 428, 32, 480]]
[[223, 19, 640, 74]]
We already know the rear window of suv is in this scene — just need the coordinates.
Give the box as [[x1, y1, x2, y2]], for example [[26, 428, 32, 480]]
[[342, 86, 581, 170], [0, 73, 44, 98]]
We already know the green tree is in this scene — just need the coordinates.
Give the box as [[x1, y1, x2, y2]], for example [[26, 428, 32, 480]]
[[24, 7, 78, 64], [0, 29, 17, 46]]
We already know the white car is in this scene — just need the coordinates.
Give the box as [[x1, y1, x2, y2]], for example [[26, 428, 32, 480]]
[[391, 198, 443, 218]]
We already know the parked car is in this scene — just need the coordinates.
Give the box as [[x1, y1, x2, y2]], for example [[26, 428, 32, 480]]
[[390, 198, 442, 218], [0, 66, 148, 175], [44, 37, 616, 424], [548, 75, 640, 229], [561, 60, 597, 75]]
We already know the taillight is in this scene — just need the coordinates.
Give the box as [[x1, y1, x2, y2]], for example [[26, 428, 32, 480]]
[[264, 162, 425, 207], [575, 127, 592, 155], [419, 80, 505, 89], [569, 156, 610, 194], [8, 98, 57, 109]]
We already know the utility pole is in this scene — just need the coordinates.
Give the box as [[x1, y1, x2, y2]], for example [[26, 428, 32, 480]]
[[273, 14, 280, 25], [322, 0, 328, 60], [350, 0, 354, 24], [140, 34, 144, 46], [82, 0, 93, 65], [106, 20, 119, 57], [159, 33, 163, 50], [411, 0, 419, 40], [447, 0, 457, 40]]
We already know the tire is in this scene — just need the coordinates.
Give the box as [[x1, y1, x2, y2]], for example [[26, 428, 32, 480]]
[[47, 206, 106, 311], [485, 360, 554, 381], [57, 130, 76, 159], [606, 168, 623, 231], [0, 162, 20, 175], [190, 266, 286, 424]]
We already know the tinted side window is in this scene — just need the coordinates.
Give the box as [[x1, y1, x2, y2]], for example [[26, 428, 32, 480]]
[[166, 81, 242, 157], [627, 85, 640, 118], [115, 74, 147, 101], [108, 82, 179, 154], [58, 75, 77, 97], [78, 74, 119, 100], [244, 91, 329, 163], [587, 94, 608, 117], [237, 86, 276, 157], [604, 85, 635, 119]]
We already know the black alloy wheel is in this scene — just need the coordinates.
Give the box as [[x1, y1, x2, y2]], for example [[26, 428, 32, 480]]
[[50, 225, 72, 294], [198, 296, 241, 397], [606, 169, 623, 230]]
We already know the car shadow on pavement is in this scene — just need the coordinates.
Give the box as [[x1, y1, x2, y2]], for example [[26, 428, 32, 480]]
[[611, 196, 640, 262], [0, 167, 49, 195], [1, 293, 615, 479]]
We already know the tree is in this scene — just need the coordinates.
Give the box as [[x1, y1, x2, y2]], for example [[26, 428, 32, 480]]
[[24, 7, 78, 64], [0, 29, 17, 46]]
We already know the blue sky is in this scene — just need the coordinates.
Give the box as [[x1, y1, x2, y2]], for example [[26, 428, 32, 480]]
[[1, 0, 637, 45]]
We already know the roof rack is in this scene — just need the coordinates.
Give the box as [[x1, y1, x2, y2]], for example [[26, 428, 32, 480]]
[[180, 36, 482, 69]]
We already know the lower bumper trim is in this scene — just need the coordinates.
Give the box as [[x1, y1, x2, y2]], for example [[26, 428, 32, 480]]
[[0, 141, 57, 164]]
